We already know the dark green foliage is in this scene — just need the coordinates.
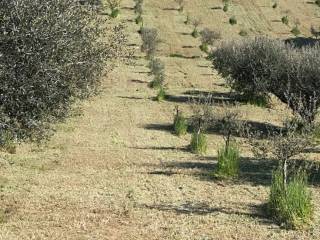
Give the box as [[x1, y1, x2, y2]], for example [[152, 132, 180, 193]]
[[190, 131, 207, 154], [135, 15, 143, 25], [269, 170, 313, 229], [315, 0, 320, 7], [0, 0, 115, 142], [229, 16, 237, 25], [200, 44, 209, 53], [173, 109, 188, 136], [281, 16, 289, 25], [192, 29, 200, 38], [110, 8, 120, 18], [223, 4, 229, 12], [214, 144, 240, 178], [272, 2, 278, 8], [212, 37, 320, 122]]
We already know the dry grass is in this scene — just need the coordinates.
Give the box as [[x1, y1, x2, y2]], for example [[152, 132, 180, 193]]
[[0, 0, 319, 239]]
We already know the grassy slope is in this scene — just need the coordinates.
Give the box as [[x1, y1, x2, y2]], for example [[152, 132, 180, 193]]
[[0, 0, 319, 239]]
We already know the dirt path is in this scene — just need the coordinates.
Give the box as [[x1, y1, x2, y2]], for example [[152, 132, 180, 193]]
[[0, 0, 319, 239]]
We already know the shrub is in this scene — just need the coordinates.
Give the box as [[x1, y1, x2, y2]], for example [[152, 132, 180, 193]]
[[272, 2, 278, 8], [134, 0, 143, 15], [141, 28, 160, 59], [135, 15, 143, 25], [106, 0, 121, 17], [191, 19, 201, 38], [291, 26, 301, 36], [281, 16, 289, 25], [223, 4, 229, 12], [190, 131, 207, 154], [0, 0, 121, 143], [269, 170, 313, 229], [156, 87, 166, 101], [229, 16, 237, 25], [316, 0, 320, 7], [148, 58, 165, 76], [212, 37, 320, 122], [149, 73, 165, 89], [173, 107, 188, 136], [214, 144, 240, 178], [200, 28, 221, 52]]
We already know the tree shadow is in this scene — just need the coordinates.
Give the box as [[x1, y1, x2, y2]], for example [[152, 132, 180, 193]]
[[211, 6, 222, 10], [118, 96, 145, 100], [130, 79, 149, 84], [132, 146, 189, 152], [182, 45, 196, 49], [162, 7, 178, 11], [285, 37, 320, 48], [142, 201, 271, 224]]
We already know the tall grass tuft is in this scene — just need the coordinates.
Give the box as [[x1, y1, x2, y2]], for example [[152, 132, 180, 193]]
[[269, 170, 313, 229], [190, 131, 207, 154], [214, 144, 240, 178], [173, 111, 188, 136]]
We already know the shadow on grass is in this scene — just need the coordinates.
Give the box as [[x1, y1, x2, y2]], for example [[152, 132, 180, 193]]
[[142, 201, 270, 223], [164, 157, 276, 186], [162, 7, 178, 11]]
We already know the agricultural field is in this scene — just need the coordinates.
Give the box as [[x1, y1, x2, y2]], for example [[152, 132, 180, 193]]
[[0, 0, 320, 239]]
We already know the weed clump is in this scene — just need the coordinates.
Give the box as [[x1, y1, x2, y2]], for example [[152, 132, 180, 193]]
[[156, 87, 166, 101], [214, 144, 240, 178], [173, 107, 188, 136], [281, 16, 289, 25], [190, 131, 207, 154], [191, 18, 201, 38], [269, 170, 313, 229]]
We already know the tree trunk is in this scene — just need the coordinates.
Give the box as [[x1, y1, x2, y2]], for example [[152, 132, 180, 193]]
[[282, 159, 288, 193]]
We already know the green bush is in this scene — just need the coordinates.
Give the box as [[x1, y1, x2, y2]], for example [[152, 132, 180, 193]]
[[174, 112, 188, 136], [229, 16, 237, 25], [316, 0, 320, 7], [269, 170, 313, 229], [200, 44, 209, 53], [190, 131, 207, 154], [106, 0, 121, 17], [212, 37, 320, 122], [156, 87, 166, 101], [0, 0, 113, 142], [214, 144, 240, 178], [110, 8, 120, 18], [135, 15, 143, 24], [191, 29, 200, 38], [223, 4, 229, 12], [281, 16, 289, 25]]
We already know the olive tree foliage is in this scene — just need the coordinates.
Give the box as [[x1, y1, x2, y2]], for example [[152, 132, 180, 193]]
[[212, 37, 320, 122], [0, 0, 127, 143]]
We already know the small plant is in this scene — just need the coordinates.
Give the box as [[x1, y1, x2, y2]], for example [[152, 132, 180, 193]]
[[184, 13, 191, 24], [281, 16, 289, 25], [173, 106, 188, 136], [141, 28, 160, 59], [214, 144, 240, 178], [200, 28, 221, 53], [156, 87, 166, 101], [291, 25, 301, 36], [229, 16, 237, 25], [175, 0, 185, 12], [190, 131, 207, 154], [149, 73, 165, 89], [239, 29, 248, 37], [106, 0, 121, 18], [135, 15, 143, 25], [272, 2, 278, 8], [222, 0, 230, 12], [269, 170, 313, 229], [148, 58, 165, 76], [246, 95, 269, 107], [316, 0, 320, 7], [191, 18, 201, 38]]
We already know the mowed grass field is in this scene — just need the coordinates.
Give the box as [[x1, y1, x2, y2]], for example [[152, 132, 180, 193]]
[[0, 0, 320, 239]]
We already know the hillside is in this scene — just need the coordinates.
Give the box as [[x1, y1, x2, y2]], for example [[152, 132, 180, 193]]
[[0, 0, 320, 239]]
